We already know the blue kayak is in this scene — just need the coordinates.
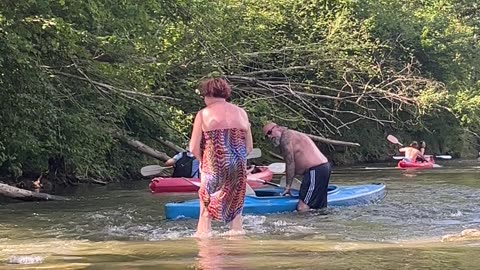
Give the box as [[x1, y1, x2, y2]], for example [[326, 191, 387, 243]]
[[165, 183, 386, 220]]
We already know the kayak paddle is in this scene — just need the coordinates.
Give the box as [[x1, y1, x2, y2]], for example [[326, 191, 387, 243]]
[[249, 179, 282, 188], [247, 148, 262, 159], [392, 155, 452, 160], [430, 155, 452, 159], [140, 148, 262, 177], [387, 135, 403, 146], [180, 177, 256, 195], [256, 162, 286, 174], [140, 165, 173, 177]]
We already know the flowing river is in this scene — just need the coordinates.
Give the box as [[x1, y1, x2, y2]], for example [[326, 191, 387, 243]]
[[1, 160, 480, 269]]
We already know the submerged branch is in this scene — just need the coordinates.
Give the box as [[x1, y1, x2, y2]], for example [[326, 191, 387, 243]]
[[0, 183, 69, 201]]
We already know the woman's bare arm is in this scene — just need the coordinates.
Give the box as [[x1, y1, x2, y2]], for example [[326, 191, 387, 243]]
[[189, 111, 203, 160]]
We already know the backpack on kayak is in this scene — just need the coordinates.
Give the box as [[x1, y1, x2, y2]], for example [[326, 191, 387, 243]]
[[172, 152, 195, 178]]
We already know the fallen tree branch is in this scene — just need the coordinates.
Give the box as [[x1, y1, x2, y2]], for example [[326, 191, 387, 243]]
[[152, 137, 185, 153], [115, 133, 171, 161], [0, 183, 69, 201], [51, 70, 179, 101], [268, 151, 284, 160], [305, 133, 361, 147]]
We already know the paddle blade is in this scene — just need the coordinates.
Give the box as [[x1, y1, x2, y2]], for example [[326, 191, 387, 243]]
[[267, 162, 286, 174], [245, 183, 256, 196], [247, 148, 261, 159], [392, 156, 404, 160], [248, 177, 281, 188], [436, 155, 452, 159], [140, 165, 169, 177], [387, 135, 403, 146]]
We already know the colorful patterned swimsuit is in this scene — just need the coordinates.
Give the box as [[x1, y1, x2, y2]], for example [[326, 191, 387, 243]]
[[199, 128, 247, 223]]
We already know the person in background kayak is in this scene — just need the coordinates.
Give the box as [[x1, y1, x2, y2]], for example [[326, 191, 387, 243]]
[[399, 141, 426, 163], [189, 77, 253, 238], [416, 140, 433, 162], [419, 141, 426, 155], [164, 148, 200, 178], [263, 122, 331, 212]]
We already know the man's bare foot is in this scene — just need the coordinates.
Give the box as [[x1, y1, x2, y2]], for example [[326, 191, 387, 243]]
[[297, 200, 310, 212]]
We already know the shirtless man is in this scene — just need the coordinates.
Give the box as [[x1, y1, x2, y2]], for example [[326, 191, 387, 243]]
[[263, 122, 331, 212], [399, 141, 426, 162]]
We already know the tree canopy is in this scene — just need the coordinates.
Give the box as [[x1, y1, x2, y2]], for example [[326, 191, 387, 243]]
[[1, 0, 478, 181]]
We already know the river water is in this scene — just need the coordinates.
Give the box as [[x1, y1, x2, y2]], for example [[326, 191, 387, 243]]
[[1, 160, 480, 269]]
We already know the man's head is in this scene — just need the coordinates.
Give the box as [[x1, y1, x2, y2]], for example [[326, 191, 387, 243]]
[[410, 141, 418, 148], [263, 122, 282, 147]]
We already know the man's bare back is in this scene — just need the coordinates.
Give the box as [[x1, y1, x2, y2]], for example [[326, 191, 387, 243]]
[[399, 141, 425, 162], [263, 123, 328, 188], [263, 122, 331, 211], [279, 129, 328, 175]]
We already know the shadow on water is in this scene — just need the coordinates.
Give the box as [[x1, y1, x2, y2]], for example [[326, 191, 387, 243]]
[[0, 160, 479, 268]]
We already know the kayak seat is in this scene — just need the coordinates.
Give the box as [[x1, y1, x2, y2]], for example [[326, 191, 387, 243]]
[[254, 189, 283, 197]]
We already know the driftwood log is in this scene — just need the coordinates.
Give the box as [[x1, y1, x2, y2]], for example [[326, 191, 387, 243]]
[[115, 134, 171, 161], [0, 183, 69, 201]]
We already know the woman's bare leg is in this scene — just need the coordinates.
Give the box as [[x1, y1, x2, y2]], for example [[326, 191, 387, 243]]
[[224, 213, 244, 236], [194, 202, 212, 238]]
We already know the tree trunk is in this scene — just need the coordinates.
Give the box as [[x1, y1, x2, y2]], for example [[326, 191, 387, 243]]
[[116, 134, 171, 161], [0, 183, 69, 201]]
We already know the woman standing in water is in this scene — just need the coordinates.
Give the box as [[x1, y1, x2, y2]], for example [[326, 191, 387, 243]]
[[189, 77, 253, 237]]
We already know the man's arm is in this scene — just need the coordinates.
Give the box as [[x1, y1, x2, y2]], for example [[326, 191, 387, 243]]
[[165, 152, 182, 167], [164, 158, 176, 167], [279, 131, 296, 189]]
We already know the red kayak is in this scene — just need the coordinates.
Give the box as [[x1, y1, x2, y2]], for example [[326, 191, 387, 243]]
[[397, 156, 435, 169], [149, 167, 274, 193]]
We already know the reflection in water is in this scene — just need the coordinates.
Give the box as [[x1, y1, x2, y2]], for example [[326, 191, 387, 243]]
[[196, 237, 247, 270], [1, 237, 480, 269], [196, 238, 226, 270]]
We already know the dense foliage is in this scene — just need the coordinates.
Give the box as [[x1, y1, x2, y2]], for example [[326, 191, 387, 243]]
[[0, 0, 478, 182]]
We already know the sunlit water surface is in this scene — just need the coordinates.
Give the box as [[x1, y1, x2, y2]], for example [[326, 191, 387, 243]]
[[1, 160, 479, 269]]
